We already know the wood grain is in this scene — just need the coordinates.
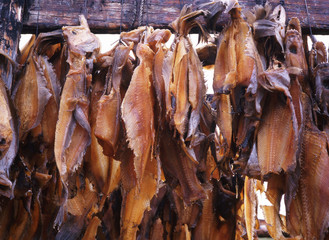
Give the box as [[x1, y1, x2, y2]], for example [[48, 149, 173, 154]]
[[0, 0, 25, 90], [22, 0, 329, 34]]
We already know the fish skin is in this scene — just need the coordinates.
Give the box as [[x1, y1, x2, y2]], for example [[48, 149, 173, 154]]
[[120, 152, 158, 240], [244, 176, 258, 240], [81, 216, 101, 240], [287, 124, 329, 240], [22, 199, 42, 240], [160, 129, 206, 204], [256, 66, 299, 177], [149, 218, 164, 240], [138, 184, 167, 239], [89, 65, 122, 196], [17, 35, 35, 65], [37, 55, 61, 145], [168, 6, 207, 137], [173, 224, 191, 240], [89, 72, 111, 193], [7, 200, 29, 240], [147, 29, 171, 128], [121, 42, 155, 183], [15, 31, 64, 144], [193, 183, 236, 240], [95, 44, 132, 157], [215, 94, 232, 159], [54, 15, 99, 184], [315, 64, 329, 116], [285, 19, 310, 102], [14, 53, 51, 140], [257, 92, 297, 176], [212, 6, 263, 175], [187, 40, 206, 139], [213, 9, 255, 94], [0, 77, 17, 194], [193, 186, 219, 240], [162, 48, 175, 121], [169, 186, 202, 230], [261, 175, 287, 240], [66, 179, 97, 216], [172, 38, 190, 136]]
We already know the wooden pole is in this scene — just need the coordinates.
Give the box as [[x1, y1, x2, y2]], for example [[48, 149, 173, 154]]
[[0, 0, 25, 91], [21, 0, 329, 34]]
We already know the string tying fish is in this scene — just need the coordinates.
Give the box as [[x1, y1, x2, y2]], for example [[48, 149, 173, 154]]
[[35, 0, 40, 36], [120, 0, 124, 35], [146, 0, 150, 27], [304, 0, 315, 43], [83, 0, 88, 17], [138, 0, 145, 26]]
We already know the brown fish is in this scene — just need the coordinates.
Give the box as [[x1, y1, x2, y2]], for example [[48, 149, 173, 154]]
[[54, 15, 99, 184], [120, 150, 158, 239], [81, 216, 101, 240], [0, 77, 17, 195], [95, 43, 132, 157], [287, 123, 329, 240], [213, 7, 256, 93], [89, 68, 112, 193], [14, 52, 51, 140], [169, 6, 207, 137], [257, 67, 298, 176], [244, 176, 258, 240], [160, 129, 205, 204], [121, 41, 155, 183]]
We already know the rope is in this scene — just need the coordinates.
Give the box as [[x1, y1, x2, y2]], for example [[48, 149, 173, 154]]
[[179, 0, 184, 9], [36, 0, 40, 36], [138, 0, 145, 26], [146, 0, 149, 27], [304, 0, 315, 43], [83, 0, 88, 17], [120, 0, 124, 34]]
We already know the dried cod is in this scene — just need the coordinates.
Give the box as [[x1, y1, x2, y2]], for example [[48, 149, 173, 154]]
[[54, 15, 99, 184]]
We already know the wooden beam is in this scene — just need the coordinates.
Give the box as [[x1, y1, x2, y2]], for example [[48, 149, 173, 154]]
[[0, 0, 25, 91], [21, 0, 329, 34]]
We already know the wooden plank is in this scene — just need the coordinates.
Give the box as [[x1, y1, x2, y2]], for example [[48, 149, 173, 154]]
[[20, 0, 329, 34], [0, 0, 25, 90]]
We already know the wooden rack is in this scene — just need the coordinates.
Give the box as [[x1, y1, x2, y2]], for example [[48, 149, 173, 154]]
[[0, 0, 328, 90]]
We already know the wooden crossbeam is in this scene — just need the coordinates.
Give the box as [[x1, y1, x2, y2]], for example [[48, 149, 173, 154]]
[[22, 0, 329, 34]]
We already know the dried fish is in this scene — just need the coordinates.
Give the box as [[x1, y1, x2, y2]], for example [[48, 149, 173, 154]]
[[287, 123, 329, 239], [160, 128, 206, 204], [168, 5, 207, 137], [121, 40, 155, 183], [0, 77, 17, 196], [0, 2, 328, 240], [95, 42, 132, 157], [54, 15, 99, 184], [244, 176, 258, 240], [13, 49, 51, 140], [89, 58, 121, 195], [120, 150, 158, 239]]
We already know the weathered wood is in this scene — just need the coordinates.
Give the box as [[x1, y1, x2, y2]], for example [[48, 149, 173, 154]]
[[22, 0, 329, 34], [0, 0, 25, 90]]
